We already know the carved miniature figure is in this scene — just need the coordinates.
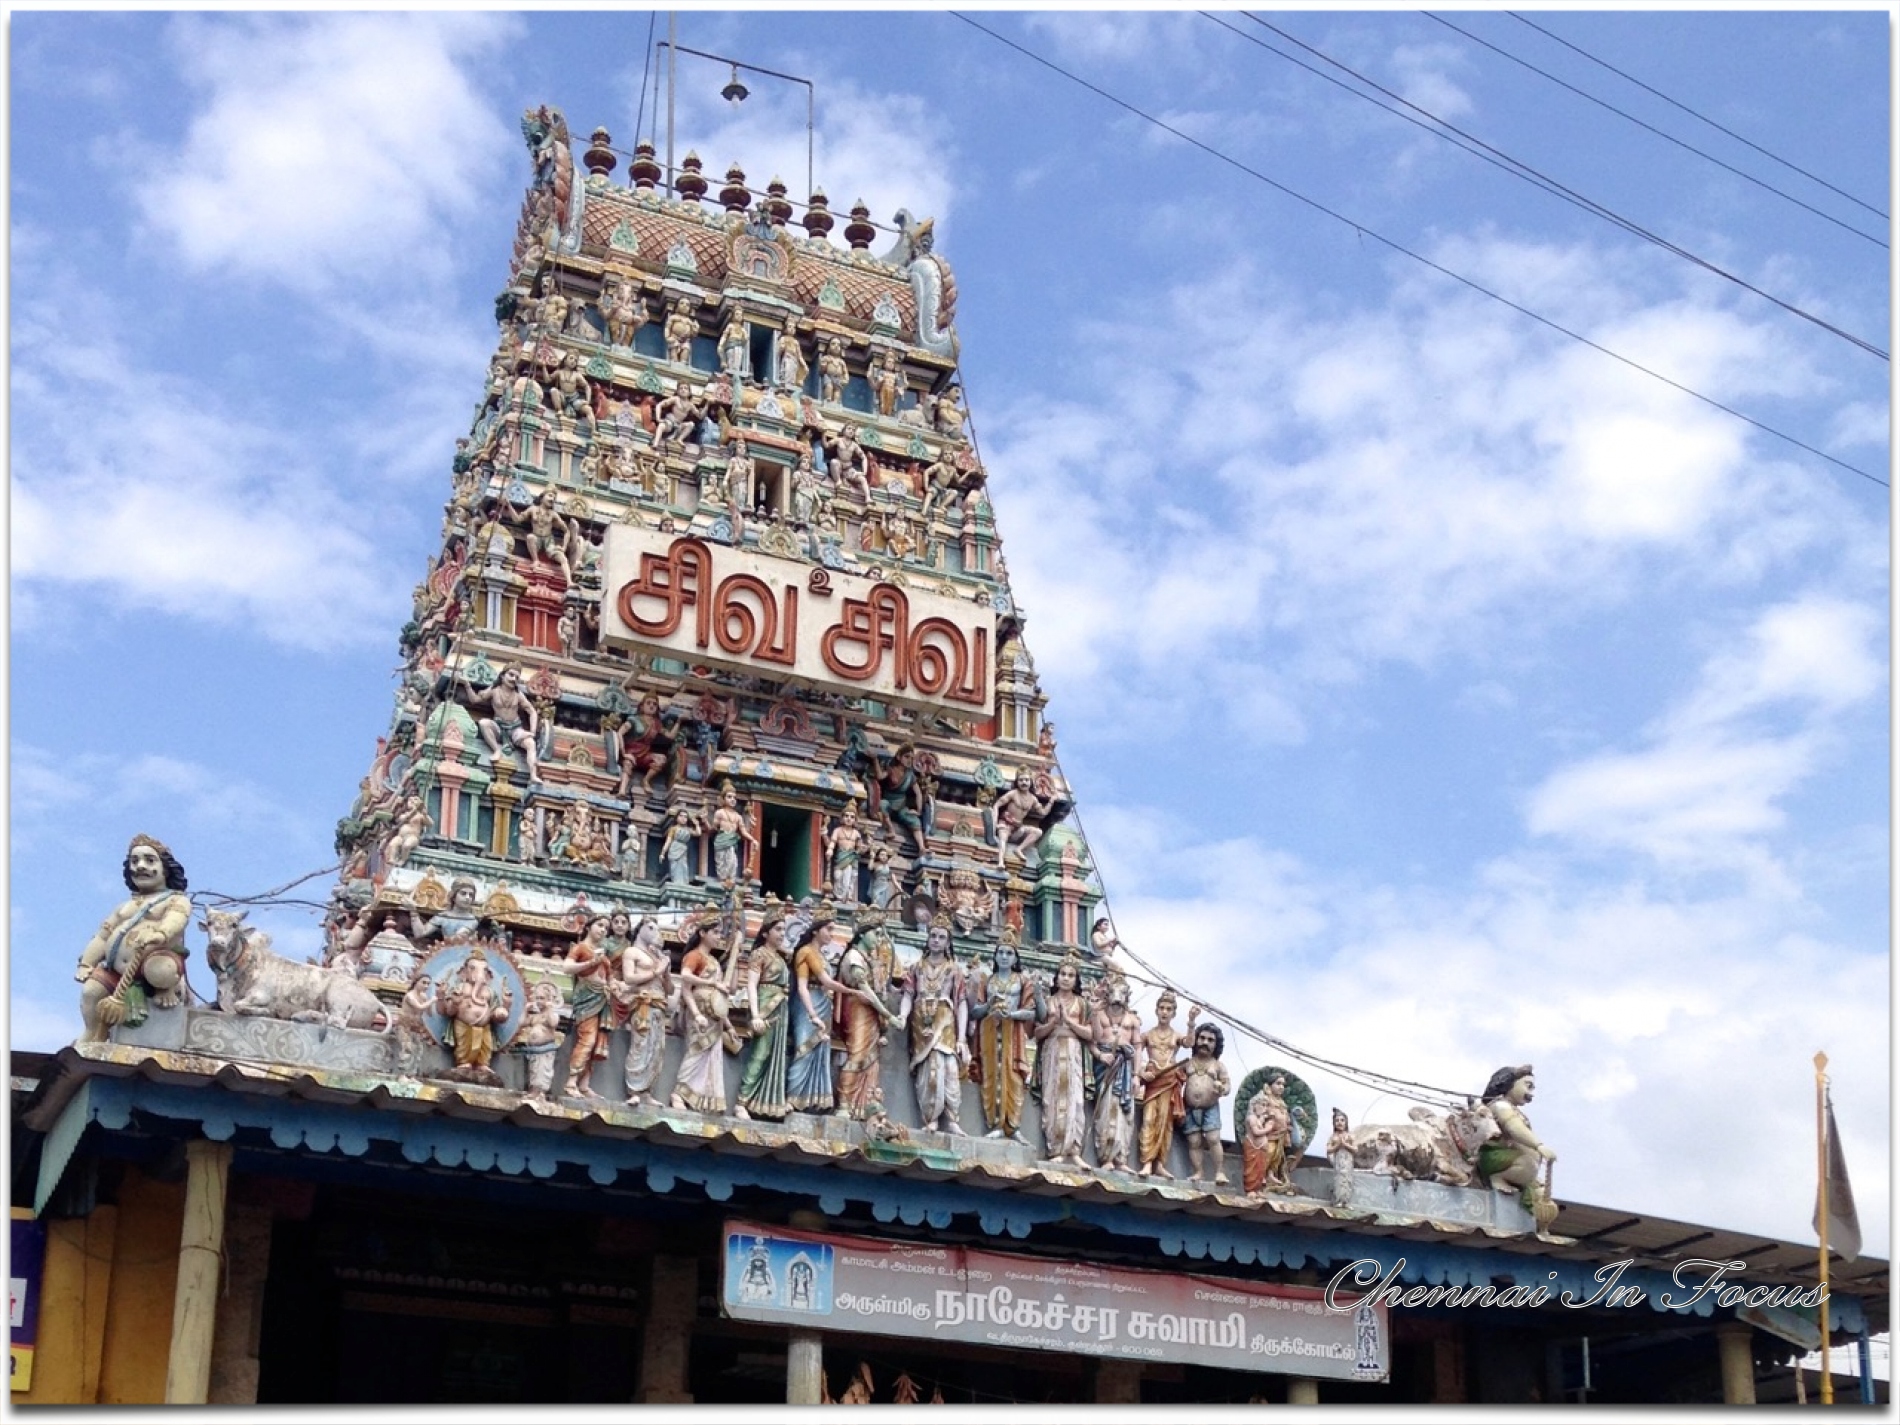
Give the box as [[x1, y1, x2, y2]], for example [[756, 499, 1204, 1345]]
[[725, 438, 756, 535], [616, 691, 679, 798], [828, 425, 871, 504], [77, 834, 192, 1042], [1182, 1020, 1232, 1186], [825, 800, 866, 904], [1137, 994, 1196, 1178], [870, 347, 902, 417], [552, 800, 615, 870], [411, 877, 482, 949], [670, 920, 741, 1114], [865, 844, 897, 911], [968, 939, 1036, 1142], [776, 315, 808, 390], [616, 916, 670, 1105], [735, 915, 793, 1121], [710, 782, 759, 884], [653, 388, 705, 451], [834, 926, 898, 1119], [660, 806, 704, 885], [868, 744, 928, 856], [383, 794, 432, 868], [719, 313, 752, 382], [664, 298, 697, 365], [1242, 1073, 1296, 1196], [1034, 955, 1094, 1167], [514, 980, 565, 1099], [817, 337, 849, 404], [1090, 977, 1142, 1172], [514, 486, 576, 583], [1326, 1108, 1356, 1207], [435, 949, 514, 1082], [931, 384, 965, 439], [899, 922, 967, 1135], [460, 664, 542, 783], [549, 351, 596, 437], [918, 453, 961, 523], [790, 452, 820, 527], [992, 768, 1055, 868], [1478, 1065, 1557, 1211], [561, 914, 616, 1099], [1342, 1103, 1498, 1187], [787, 918, 847, 1115], [604, 276, 645, 348]]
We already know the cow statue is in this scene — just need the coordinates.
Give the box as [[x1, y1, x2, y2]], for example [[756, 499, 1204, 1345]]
[[202, 909, 393, 1032], [1343, 1103, 1498, 1187]]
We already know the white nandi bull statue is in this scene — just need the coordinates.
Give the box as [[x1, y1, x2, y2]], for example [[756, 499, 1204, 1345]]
[[1342, 1102, 1499, 1187], [202, 909, 393, 1032]]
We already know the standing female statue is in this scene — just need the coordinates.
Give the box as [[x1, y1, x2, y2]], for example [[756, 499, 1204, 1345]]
[[968, 940, 1036, 1142], [1034, 956, 1094, 1167], [786, 918, 845, 1114], [734, 915, 792, 1120]]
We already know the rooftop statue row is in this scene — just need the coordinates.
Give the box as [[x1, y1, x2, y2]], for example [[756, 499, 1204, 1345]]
[[75, 837, 1556, 1227]]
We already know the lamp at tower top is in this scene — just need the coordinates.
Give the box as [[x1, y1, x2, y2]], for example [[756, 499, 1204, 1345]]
[[654, 37, 815, 203]]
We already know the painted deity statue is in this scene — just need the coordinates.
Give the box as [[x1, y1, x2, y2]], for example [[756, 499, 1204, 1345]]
[[561, 915, 615, 1099], [616, 916, 670, 1105], [992, 769, 1055, 868], [817, 337, 849, 405], [735, 916, 793, 1121], [865, 845, 897, 912], [514, 980, 565, 1099], [660, 807, 704, 885], [710, 783, 759, 885], [1182, 1021, 1232, 1186], [825, 801, 866, 905], [786, 919, 846, 1115], [670, 921, 740, 1114], [1033, 956, 1094, 1168], [1242, 1073, 1296, 1196], [77, 835, 192, 1043], [870, 744, 928, 857], [461, 664, 542, 784], [1478, 1065, 1557, 1210], [834, 926, 898, 1119], [968, 940, 1036, 1142], [411, 878, 482, 950], [616, 692, 678, 799], [1326, 1108, 1356, 1208], [899, 922, 967, 1135], [776, 315, 808, 391], [1137, 995, 1197, 1178], [1089, 977, 1142, 1172], [663, 298, 696, 365], [435, 951, 512, 1080], [719, 313, 751, 382]]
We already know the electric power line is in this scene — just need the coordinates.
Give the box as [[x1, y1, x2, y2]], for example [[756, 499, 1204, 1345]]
[[634, 11, 658, 149], [948, 12, 1888, 490], [1218, 12, 1886, 360], [1506, 10, 1888, 222], [1422, 12, 1888, 249]]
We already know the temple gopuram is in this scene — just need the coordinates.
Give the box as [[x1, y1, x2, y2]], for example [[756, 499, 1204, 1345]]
[[13, 107, 1885, 1407]]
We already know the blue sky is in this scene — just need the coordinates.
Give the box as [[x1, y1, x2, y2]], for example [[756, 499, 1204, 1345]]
[[10, 10, 1890, 1256]]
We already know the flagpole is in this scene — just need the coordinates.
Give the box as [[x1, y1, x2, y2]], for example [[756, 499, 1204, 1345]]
[[1814, 1050, 1832, 1405]]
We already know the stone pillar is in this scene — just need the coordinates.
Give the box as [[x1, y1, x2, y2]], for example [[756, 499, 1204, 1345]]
[[163, 1140, 232, 1404], [1091, 1359, 1142, 1403], [1431, 1333, 1467, 1403], [637, 1255, 697, 1404], [207, 1202, 271, 1404], [1287, 1376, 1320, 1405], [1715, 1323, 1757, 1405]]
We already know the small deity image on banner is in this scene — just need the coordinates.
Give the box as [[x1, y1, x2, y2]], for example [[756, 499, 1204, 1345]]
[[724, 1232, 834, 1316]]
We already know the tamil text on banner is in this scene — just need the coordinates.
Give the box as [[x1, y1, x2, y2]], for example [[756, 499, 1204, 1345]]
[[720, 1219, 1388, 1382], [601, 529, 994, 714]]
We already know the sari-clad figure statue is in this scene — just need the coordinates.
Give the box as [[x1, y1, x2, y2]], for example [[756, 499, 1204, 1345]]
[[786, 918, 844, 1114], [1034, 956, 1094, 1167], [616, 915, 670, 1105], [834, 924, 898, 1119], [735, 915, 792, 1120], [669, 920, 739, 1114], [968, 939, 1036, 1142]]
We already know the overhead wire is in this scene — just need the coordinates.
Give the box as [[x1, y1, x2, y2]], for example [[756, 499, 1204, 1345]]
[[947, 12, 1888, 490], [1217, 11, 1887, 360], [633, 11, 658, 149], [1422, 12, 1888, 249], [1505, 11, 1888, 222]]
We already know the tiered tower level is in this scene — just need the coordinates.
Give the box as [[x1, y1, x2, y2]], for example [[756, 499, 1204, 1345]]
[[331, 109, 1100, 987]]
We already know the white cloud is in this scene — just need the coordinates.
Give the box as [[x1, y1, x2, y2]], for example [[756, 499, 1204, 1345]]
[[11, 744, 306, 851], [132, 13, 517, 295], [1527, 595, 1880, 870], [1025, 13, 1192, 66], [10, 299, 406, 651], [1387, 42, 1474, 120], [983, 239, 1871, 747]]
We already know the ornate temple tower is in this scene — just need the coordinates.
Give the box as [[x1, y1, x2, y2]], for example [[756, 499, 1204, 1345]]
[[328, 108, 1103, 1013]]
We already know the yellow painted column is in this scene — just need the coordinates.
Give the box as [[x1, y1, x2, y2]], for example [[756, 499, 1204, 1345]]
[[637, 1255, 697, 1403], [163, 1141, 233, 1404], [786, 1210, 825, 1405], [1716, 1323, 1757, 1406], [1287, 1375, 1320, 1405]]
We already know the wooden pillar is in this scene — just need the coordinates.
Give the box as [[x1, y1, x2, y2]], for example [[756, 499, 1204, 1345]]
[[163, 1141, 232, 1405], [1091, 1359, 1142, 1403], [1716, 1323, 1757, 1406], [637, 1255, 697, 1404], [1287, 1376, 1320, 1405], [786, 1210, 826, 1404], [1431, 1333, 1467, 1403], [207, 1202, 271, 1404]]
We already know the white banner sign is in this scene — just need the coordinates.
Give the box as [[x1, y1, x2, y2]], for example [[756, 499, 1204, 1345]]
[[601, 527, 993, 713]]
